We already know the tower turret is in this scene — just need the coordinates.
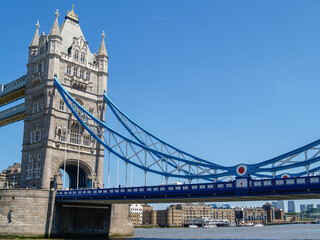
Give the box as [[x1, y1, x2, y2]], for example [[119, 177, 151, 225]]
[[48, 9, 62, 56], [28, 21, 40, 62], [97, 31, 109, 73], [97, 31, 109, 93]]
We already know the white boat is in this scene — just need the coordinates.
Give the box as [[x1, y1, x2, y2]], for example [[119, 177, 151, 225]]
[[203, 224, 217, 228], [254, 223, 264, 227], [189, 224, 198, 228]]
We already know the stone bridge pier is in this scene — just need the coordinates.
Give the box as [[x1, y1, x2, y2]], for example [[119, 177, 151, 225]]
[[0, 189, 133, 238]]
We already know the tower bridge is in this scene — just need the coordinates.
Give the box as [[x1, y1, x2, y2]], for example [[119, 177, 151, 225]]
[[1, 5, 320, 238]]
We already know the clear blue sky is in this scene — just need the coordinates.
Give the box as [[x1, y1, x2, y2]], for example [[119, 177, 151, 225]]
[[1, 0, 320, 210]]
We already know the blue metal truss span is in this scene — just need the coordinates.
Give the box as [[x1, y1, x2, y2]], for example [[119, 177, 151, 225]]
[[54, 76, 320, 182]]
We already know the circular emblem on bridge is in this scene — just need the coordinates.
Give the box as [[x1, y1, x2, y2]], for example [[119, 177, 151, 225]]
[[281, 174, 290, 178], [236, 164, 247, 176]]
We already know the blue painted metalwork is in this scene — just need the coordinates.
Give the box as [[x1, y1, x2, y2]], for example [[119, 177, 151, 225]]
[[0, 75, 26, 98], [0, 103, 25, 121], [54, 76, 320, 181]]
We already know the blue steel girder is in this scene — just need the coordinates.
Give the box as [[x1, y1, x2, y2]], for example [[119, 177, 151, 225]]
[[0, 103, 25, 127], [54, 76, 320, 181], [0, 75, 26, 107]]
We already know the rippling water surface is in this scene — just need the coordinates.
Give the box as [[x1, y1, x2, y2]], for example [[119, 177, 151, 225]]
[[131, 224, 320, 239]]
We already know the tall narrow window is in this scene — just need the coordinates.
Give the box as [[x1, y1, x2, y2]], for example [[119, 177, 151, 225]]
[[80, 70, 84, 78], [35, 130, 41, 142], [86, 72, 90, 81], [39, 101, 43, 111], [59, 99, 64, 111], [83, 135, 91, 146], [60, 129, 67, 142], [80, 53, 85, 63], [67, 65, 71, 75], [31, 131, 36, 143], [27, 155, 33, 179], [74, 68, 78, 76], [74, 51, 79, 61], [32, 103, 36, 113]]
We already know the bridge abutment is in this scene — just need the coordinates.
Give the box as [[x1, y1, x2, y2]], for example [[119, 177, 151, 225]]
[[0, 189, 133, 238]]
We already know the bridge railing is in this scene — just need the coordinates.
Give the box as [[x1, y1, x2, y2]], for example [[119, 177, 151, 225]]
[[56, 176, 320, 201]]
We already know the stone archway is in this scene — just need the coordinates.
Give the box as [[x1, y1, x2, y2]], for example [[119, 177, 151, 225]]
[[56, 160, 92, 189]]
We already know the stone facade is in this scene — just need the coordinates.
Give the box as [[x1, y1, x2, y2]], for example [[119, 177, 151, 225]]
[[20, 7, 108, 190], [0, 189, 133, 237], [0, 189, 56, 236]]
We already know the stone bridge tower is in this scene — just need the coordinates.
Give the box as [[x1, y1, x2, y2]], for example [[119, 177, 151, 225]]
[[20, 6, 108, 189]]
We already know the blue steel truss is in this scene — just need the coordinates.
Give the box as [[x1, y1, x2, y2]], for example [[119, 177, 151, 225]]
[[0, 75, 26, 97], [54, 76, 320, 182]]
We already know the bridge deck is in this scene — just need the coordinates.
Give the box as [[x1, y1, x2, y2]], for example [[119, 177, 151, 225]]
[[56, 176, 320, 204]]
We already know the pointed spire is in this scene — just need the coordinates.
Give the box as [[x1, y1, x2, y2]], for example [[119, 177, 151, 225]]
[[29, 21, 40, 48], [97, 31, 108, 57], [49, 9, 61, 37]]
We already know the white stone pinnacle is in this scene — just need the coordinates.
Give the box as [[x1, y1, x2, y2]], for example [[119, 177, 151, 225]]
[[55, 9, 59, 18]]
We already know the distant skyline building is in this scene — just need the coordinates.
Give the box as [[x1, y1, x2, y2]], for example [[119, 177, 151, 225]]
[[288, 201, 295, 213], [300, 204, 306, 212], [277, 200, 284, 210], [272, 202, 277, 209], [307, 204, 314, 212]]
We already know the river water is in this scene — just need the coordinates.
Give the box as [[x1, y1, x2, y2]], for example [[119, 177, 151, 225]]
[[131, 224, 320, 239]]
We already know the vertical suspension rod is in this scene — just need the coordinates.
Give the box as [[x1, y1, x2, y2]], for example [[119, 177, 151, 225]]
[[63, 107, 69, 189]]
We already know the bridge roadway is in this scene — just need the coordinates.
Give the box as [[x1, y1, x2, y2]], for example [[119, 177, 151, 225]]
[[56, 176, 320, 204]]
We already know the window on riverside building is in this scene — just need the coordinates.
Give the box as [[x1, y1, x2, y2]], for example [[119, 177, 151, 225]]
[[73, 68, 78, 77], [80, 53, 85, 63], [80, 70, 84, 78], [86, 72, 90, 81], [74, 51, 79, 61], [67, 65, 71, 75]]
